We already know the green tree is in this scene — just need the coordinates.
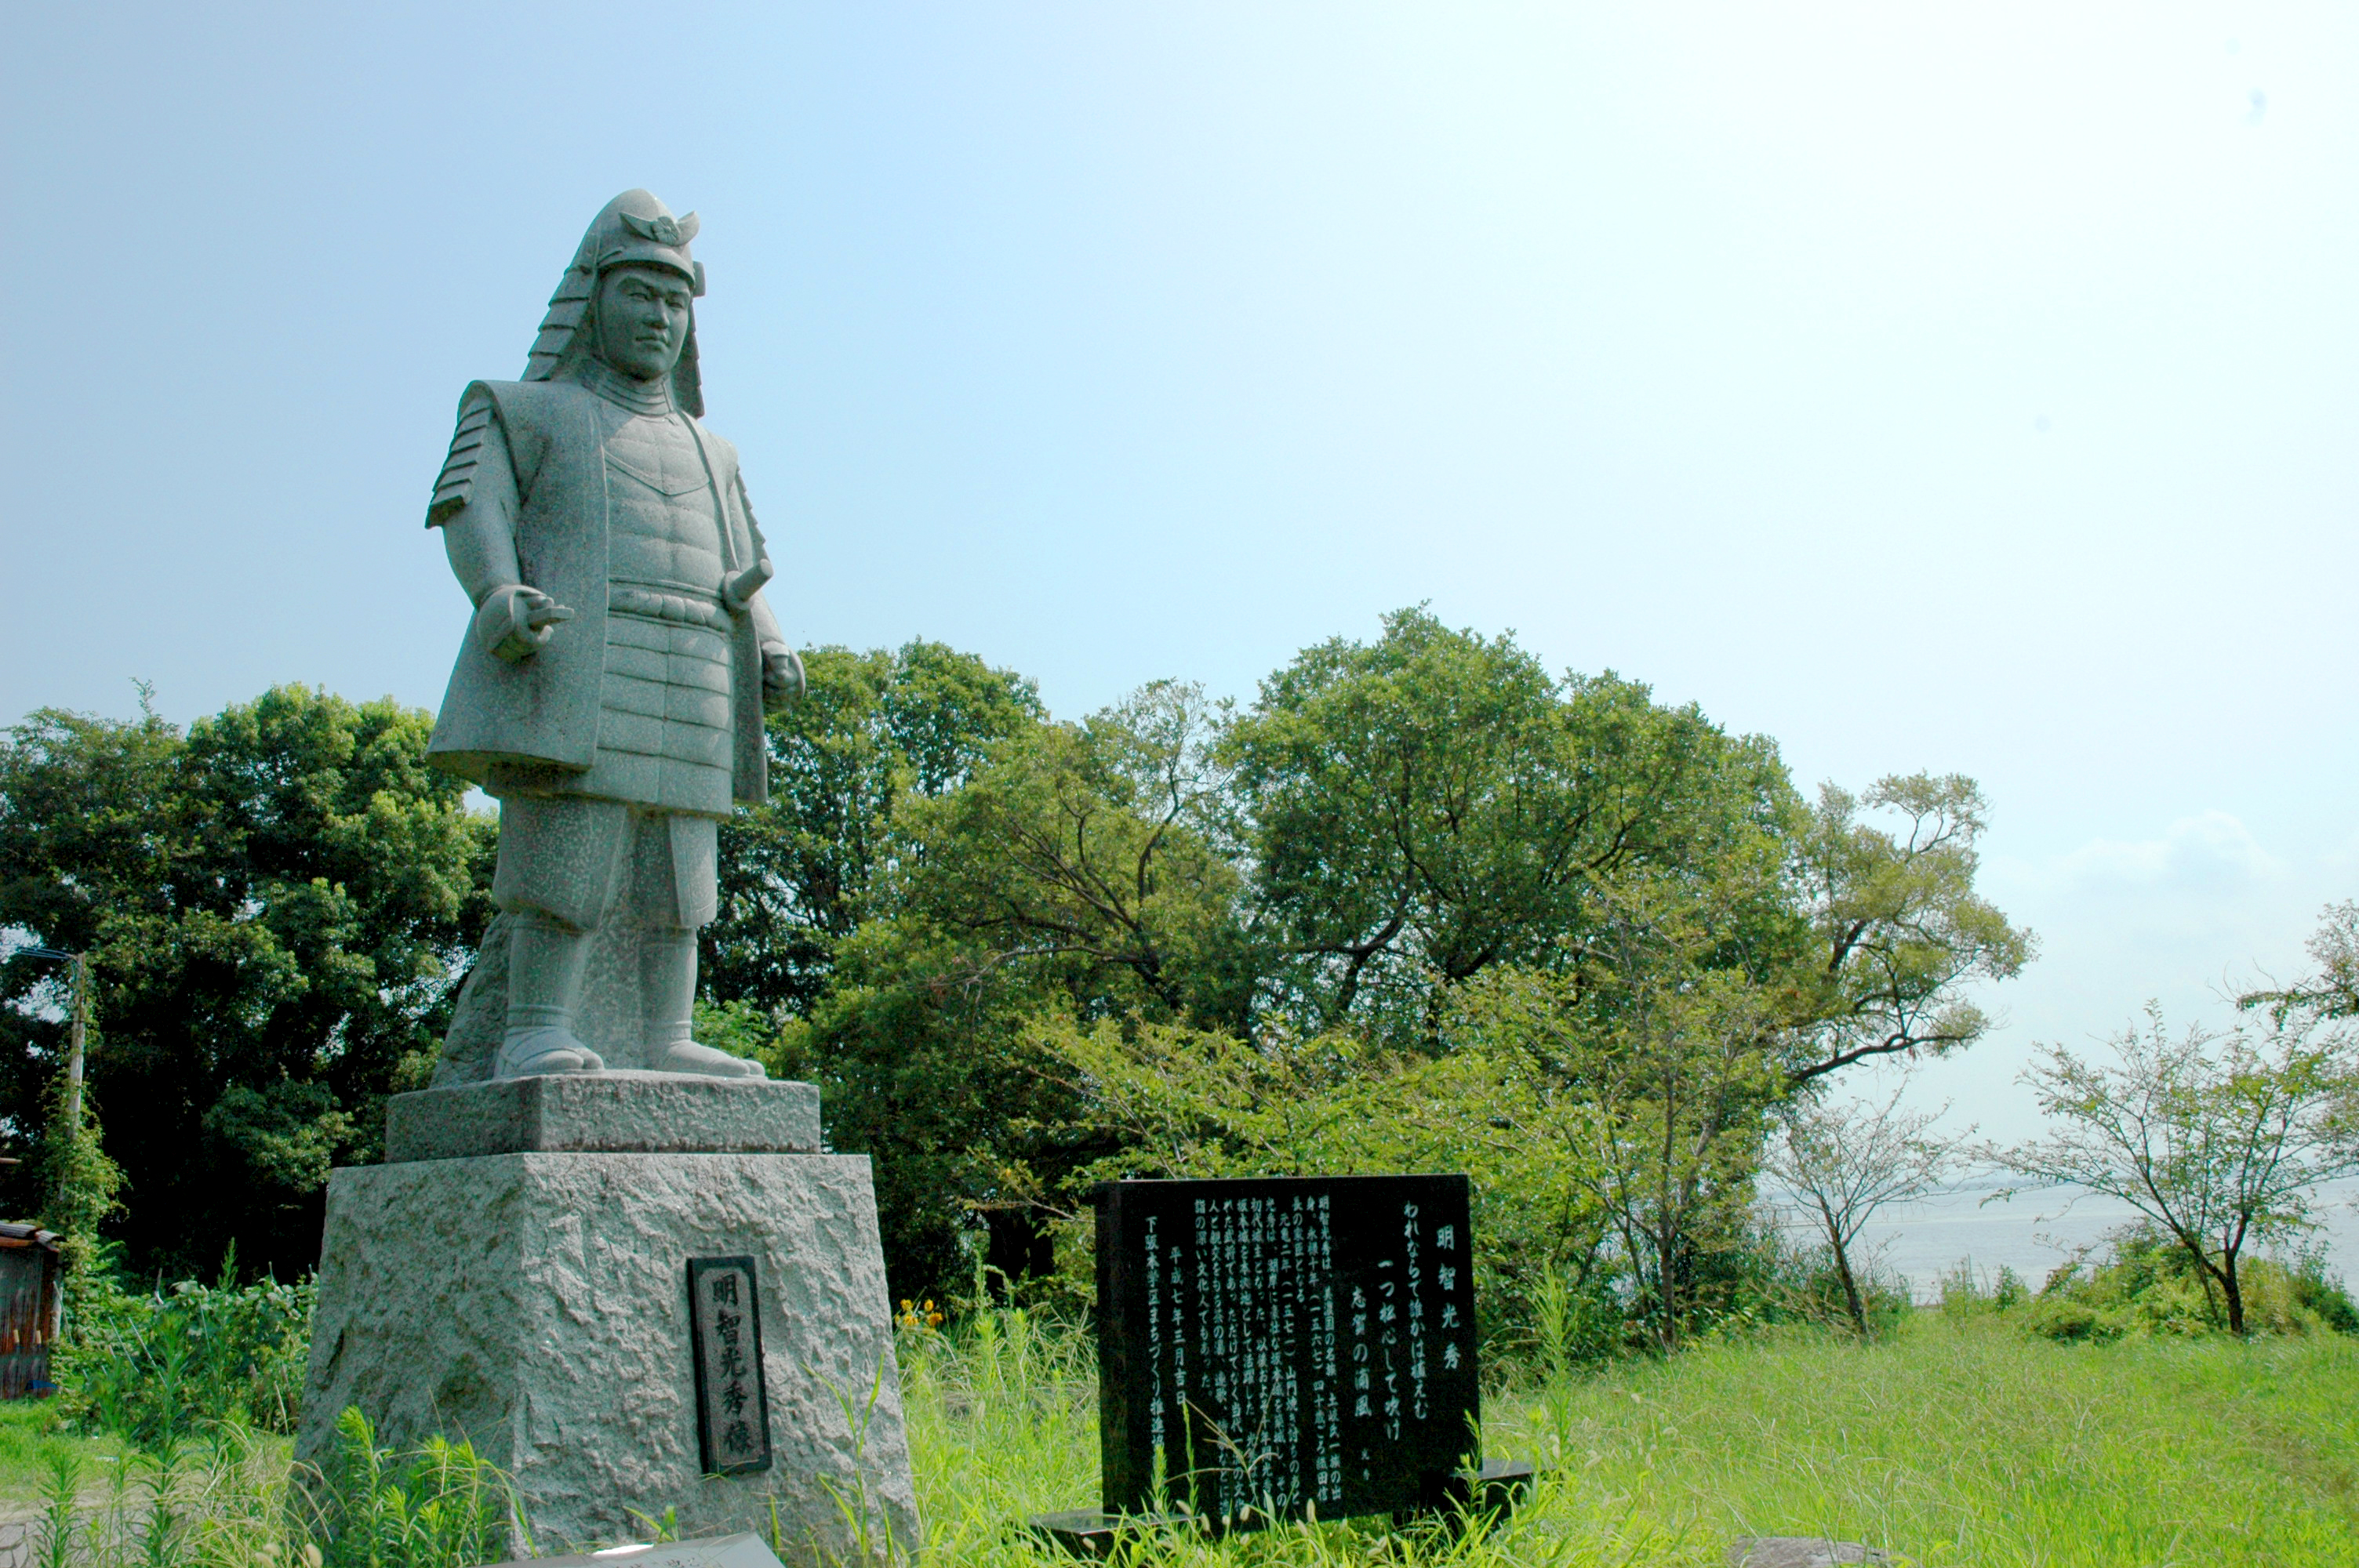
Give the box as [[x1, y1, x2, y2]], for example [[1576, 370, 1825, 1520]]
[[1445, 868, 1790, 1348], [776, 616, 2033, 1304], [0, 686, 494, 1276], [775, 684, 1245, 1297], [1033, 853, 1818, 1350], [2238, 899, 2359, 1027], [1784, 775, 2034, 1087], [1987, 1007, 2359, 1334], [1220, 607, 1803, 1044], [1032, 1010, 1612, 1337], [1764, 1069, 1965, 1335], [705, 641, 1041, 1016], [892, 682, 1251, 1028]]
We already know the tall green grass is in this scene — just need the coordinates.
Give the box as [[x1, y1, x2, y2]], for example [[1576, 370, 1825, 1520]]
[[6, 1301, 2350, 1566], [1507, 1316, 2359, 1565], [897, 1307, 2359, 1567]]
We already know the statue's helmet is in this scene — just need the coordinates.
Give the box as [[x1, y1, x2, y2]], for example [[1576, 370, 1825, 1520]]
[[522, 189, 707, 414]]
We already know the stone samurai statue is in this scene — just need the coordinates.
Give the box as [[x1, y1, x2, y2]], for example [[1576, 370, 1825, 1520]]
[[423, 190, 801, 1083]]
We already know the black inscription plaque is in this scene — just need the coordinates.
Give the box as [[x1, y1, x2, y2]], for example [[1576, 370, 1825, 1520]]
[[686, 1254, 773, 1476], [1096, 1174, 1480, 1526]]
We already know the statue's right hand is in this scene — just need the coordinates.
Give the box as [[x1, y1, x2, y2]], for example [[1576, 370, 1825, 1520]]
[[473, 584, 577, 663]]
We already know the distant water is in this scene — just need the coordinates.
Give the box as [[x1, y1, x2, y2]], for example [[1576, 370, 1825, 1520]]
[[1768, 1175, 2359, 1303]]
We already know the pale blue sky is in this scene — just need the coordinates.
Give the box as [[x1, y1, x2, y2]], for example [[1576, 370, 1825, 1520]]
[[7, 2, 2357, 1139]]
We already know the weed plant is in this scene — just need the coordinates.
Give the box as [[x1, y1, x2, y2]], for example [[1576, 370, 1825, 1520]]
[[0, 1410, 521, 1568], [304, 1407, 517, 1568], [56, 1257, 313, 1446]]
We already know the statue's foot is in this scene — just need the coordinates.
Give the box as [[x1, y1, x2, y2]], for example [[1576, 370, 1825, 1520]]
[[496, 1026, 605, 1078], [650, 1040, 765, 1080]]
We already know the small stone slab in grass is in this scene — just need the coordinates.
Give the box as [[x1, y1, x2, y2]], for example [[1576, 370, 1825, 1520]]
[[477, 1534, 784, 1567], [1728, 1538, 1898, 1568]]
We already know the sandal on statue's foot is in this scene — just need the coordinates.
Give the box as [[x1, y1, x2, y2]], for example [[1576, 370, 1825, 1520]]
[[495, 1027, 605, 1078], [649, 1040, 765, 1080]]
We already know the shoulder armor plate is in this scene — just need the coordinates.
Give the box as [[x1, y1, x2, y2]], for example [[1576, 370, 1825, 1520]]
[[426, 385, 498, 528]]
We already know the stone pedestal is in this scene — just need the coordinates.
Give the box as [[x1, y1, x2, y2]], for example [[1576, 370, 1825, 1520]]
[[300, 1077, 920, 1563]]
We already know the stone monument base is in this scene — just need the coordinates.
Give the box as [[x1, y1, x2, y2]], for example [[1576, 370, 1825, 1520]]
[[300, 1081, 919, 1563]]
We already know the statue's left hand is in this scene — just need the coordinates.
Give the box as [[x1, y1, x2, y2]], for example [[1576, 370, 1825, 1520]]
[[761, 647, 806, 710]]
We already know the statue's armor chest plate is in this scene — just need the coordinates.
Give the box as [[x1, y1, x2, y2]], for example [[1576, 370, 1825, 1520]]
[[435, 374, 772, 818], [509, 406, 739, 816], [602, 412, 729, 593]]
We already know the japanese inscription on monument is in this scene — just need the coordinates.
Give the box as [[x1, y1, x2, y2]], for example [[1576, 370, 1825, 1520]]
[[687, 1256, 774, 1477], [1095, 1175, 1480, 1526]]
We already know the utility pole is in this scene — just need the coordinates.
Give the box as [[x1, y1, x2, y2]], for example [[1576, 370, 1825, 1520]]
[[20, 947, 86, 1132], [63, 953, 86, 1135]]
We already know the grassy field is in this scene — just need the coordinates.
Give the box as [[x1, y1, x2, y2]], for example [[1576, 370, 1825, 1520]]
[[900, 1307, 2359, 1567], [0, 1401, 125, 1513], [0, 1305, 2344, 1564]]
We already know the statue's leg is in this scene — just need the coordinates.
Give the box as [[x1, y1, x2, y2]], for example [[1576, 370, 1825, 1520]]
[[491, 795, 630, 1077], [501, 914, 602, 1075], [635, 812, 761, 1079]]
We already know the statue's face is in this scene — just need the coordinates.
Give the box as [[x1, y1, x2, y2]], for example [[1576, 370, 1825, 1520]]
[[593, 264, 693, 380]]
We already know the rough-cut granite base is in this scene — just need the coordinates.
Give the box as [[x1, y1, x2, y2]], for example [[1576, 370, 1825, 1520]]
[[384, 1073, 822, 1163], [299, 1149, 919, 1562]]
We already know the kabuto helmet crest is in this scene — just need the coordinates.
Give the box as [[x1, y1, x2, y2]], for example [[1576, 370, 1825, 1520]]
[[523, 189, 707, 415]]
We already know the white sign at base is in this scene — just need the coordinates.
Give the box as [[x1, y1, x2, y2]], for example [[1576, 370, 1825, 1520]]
[[472, 1534, 785, 1568]]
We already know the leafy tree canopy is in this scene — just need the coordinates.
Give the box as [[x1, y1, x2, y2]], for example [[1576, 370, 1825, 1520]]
[[775, 682, 1242, 1294], [1786, 774, 2034, 1086], [0, 686, 492, 1276], [706, 641, 1041, 1017], [768, 612, 2031, 1307], [1223, 607, 1805, 1042], [1, 612, 2034, 1310]]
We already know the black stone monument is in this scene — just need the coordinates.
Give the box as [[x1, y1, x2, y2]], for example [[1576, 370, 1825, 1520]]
[[685, 1255, 774, 1477], [1034, 1174, 1530, 1554]]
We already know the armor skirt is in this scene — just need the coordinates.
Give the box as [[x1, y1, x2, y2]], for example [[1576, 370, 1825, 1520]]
[[551, 610, 738, 815]]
